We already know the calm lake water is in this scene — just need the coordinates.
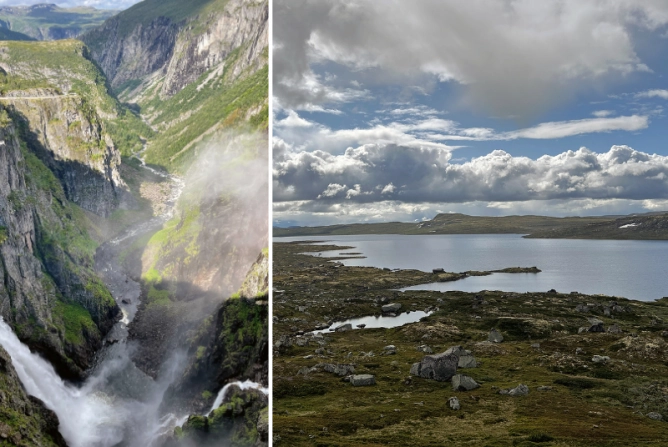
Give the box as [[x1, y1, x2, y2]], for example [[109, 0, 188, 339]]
[[275, 234, 668, 302], [312, 311, 433, 334]]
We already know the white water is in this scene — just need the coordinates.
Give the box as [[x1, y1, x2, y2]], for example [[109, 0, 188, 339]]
[[0, 318, 127, 446], [207, 380, 270, 416]]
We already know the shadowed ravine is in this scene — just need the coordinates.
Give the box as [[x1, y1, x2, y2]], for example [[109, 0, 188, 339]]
[[0, 150, 265, 446]]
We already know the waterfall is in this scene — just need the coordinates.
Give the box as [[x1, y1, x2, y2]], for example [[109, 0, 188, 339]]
[[0, 318, 126, 447], [207, 379, 270, 416]]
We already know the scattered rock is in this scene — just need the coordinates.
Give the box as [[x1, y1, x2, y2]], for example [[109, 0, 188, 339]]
[[647, 412, 663, 421], [383, 345, 397, 355], [508, 384, 529, 396], [592, 355, 610, 363], [576, 304, 589, 313], [448, 397, 460, 410], [537, 386, 552, 391], [488, 328, 504, 343], [334, 323, 352, 332], [547, 288, 557, 294], [452, 374, 480, 391], [608, 324, 622, 334], [381, 303, 402, 313], [350, 374, 376, 386], [531, 343, 541, 349], [575, 348, 583, 355], [417, 345, 433, 354], [410, 351, 459, 382], [356, 324, 366, 329], [295, 338, 309, 347], [121, 299, 131, 305], [323, 364, 355, 376]]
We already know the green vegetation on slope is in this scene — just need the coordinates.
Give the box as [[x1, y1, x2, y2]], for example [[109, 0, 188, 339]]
[[0, 4, 117, 40], [0, 39, 154, 157], [142, 62, 268, 171]]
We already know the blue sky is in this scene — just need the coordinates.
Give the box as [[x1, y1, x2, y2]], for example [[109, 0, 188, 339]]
[[273, 0, 668, 227], [0, 0, 140, 9]]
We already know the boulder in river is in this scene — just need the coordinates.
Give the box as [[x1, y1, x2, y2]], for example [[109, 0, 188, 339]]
[[382, 303, 402, 313], [350, 374, 376, 386], [410, 351, 458, 381], [452, 374, 479, 391]]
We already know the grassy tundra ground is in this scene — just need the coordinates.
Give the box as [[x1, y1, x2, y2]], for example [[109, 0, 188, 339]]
[[273, 241, 668, 447]]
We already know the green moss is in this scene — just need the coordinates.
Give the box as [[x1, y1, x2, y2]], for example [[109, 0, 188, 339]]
[[202, 390, 213, 400], [85, 277, 115, 307], [53, 300, 96, 345], [196, 345, 207, 360]]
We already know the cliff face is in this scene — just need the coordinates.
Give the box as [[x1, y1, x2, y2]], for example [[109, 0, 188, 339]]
[[3, 90, 122, 217], [0, 114, 119, 380], [82, 0, 268, 100]]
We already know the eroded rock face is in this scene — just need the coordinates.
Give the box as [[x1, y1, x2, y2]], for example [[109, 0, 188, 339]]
[[83, 0, 268, 100], [3, 91, 123, 217], [410, 351, 458, 382], [0, 118, 119, 379]]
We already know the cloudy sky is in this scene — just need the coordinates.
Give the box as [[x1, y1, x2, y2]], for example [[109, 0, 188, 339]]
[[273, 0, 668, 227], [0, 0, 140, 9]]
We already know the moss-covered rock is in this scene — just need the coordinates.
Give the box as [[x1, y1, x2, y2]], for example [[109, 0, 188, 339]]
[[0, 346, 67, 447]]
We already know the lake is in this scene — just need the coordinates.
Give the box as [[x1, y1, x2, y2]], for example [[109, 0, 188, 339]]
[[275, 234, 668, 301]]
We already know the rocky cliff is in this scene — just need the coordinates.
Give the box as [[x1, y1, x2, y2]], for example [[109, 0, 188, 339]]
[[0, 111, 119, 381], [82, 0, 268, 100]]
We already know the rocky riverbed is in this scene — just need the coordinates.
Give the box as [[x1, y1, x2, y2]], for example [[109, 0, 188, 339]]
[[273, 241, 668, 446]]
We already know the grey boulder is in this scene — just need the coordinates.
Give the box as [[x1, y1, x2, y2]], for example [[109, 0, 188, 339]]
[[452, 374, 480, 391], [410, 351, 459, 382], [350, 374, 376, 386]]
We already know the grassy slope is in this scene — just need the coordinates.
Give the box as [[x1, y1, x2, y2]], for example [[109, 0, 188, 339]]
[[526, 212, 668, 240], [274, 213, 616, 237], [142, 62, 268, 171], [273, 242, 668, 447], [0, 4, 117, 40], [0, 39, 153, 156]]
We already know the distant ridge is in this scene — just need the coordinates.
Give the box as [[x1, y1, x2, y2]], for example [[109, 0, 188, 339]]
[[0, 3, 118, 40], [274, 211, 668, 240]]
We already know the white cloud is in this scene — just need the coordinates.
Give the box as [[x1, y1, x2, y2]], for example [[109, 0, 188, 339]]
[[317, 183, 347, 198], [592, 110, 614, 117], [381, 183, 396, 194], [636, 89, 668, 99], [504, 115, 648, 140], [275, 110, 315, 128]]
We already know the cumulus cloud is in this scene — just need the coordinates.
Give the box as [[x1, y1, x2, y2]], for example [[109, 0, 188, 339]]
[[0, 0, 139, 9], [274, 0, 668, 118], [274, 143, 668, 204], [592, 110, 615, 117]]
